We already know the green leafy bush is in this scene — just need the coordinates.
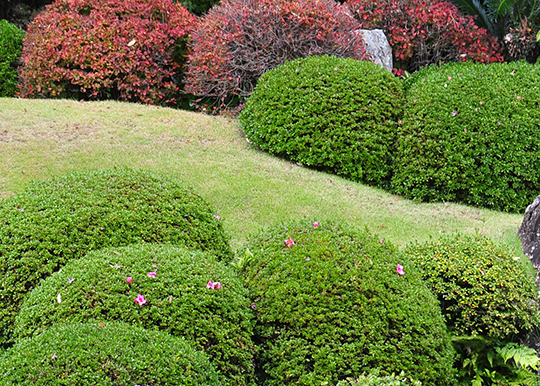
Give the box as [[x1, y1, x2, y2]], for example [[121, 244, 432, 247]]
[[0, 19, 25, 97], [404, 234, 539, 340], [240, 56, 404, 188], [392, 61, 540, 212], [0, 168, 232, 348], [0, 322, 221, 385], [15, 244, 255, 386], [338, 370, 422, 386], [241, 220, 456, 386]]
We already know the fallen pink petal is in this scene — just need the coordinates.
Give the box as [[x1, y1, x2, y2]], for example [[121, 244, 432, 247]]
[[313, 221, 319, 227], [396, 264, 405, 276], [207, 281, 215, 289], [126, 277, 133, 284], [147, 271, 157, 278], [284, 238, 295, 248], [214, 215, 221, 220], [214, 282, 222, 289], [134, 294, 147, 306]]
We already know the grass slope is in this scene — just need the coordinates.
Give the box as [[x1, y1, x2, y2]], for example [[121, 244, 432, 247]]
[[0, 98, 526, 255]]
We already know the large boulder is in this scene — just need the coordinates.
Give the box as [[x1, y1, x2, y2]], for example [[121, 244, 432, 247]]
[[518, 195, 540, 280], [356, 29, 393, 72]]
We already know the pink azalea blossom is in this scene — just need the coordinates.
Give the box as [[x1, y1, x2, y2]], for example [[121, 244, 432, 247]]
[[214, 282, 222, 289], [313, 221, 319, 227], [126, 277, 133, 284], [396, 264, 405, 276], [284, 238, 295, 248], [207, 281, 222, 290], [134, 294, 147, 306], [207, 281, 214, 289], [214, 215, 221, 220], [148, 271, 157, 278]]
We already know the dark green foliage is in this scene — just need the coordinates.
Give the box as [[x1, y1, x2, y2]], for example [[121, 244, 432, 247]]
[[0, 168, 232, 348], [241, 220, 456, 386], [392, 61, 540, 212], [15, 244, 255, 386], [404, 234, 539, 340], [240, 56, 404, 188], [178, 0, 219, 15], [0, 322, 221, 385], [0, 19, 24, 97]]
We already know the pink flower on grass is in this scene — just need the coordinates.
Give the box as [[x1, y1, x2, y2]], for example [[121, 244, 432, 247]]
[[284, 238, 295, 248], [148, 271, 157, 278], [134, 294, 147, 306], [214, 215, 221, 220], [207, 281, 222, 290], [396, 264, 405, 276], [126, 277, 133, 284], [313, 221, 319, 228]]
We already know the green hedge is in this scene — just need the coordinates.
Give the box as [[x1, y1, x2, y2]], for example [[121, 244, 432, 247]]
[[241, 220, 456, 386], [0, 168, 232, 348], [404, 234, 539, 340], [240, 55, 404, 188], [0, 322, 220, 385], [0, 19, 25, 97], [392, 61, 540, 212], [15, 244, 255, 386]]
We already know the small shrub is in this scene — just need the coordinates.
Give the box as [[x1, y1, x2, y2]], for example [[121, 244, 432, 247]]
[[0, 168, 232, 348], [0, 322, 221, 385], [18, 0, 196, 105], [404, 234, 539, 340], [338, 370, 422, 386], [185, 0, 367, 107], [240, 56, 403, 187], [0, 19, 25, 97], [241, 220, 456, 386], [345, 0, 503, 72], [392, 61, 540, 212], [15, 244, 255, 386]]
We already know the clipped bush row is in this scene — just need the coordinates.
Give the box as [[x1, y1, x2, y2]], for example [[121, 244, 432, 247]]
[[240, 55, 403, 188], [0, 19, 25, 97], [0, 168, 232, 348], [241, 220, 457, 386], [0, 322, 221, 385], [15, 244, 255, 386], [242, 57, 540, 213]]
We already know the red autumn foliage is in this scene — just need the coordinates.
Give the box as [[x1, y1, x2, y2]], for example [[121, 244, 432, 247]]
[[185, 0, 368, 106], [346, 0, 504, 72], [19, 0, 196, 105]]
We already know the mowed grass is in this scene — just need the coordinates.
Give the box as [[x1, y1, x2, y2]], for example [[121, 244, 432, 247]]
[[0, 97, 526, 256]]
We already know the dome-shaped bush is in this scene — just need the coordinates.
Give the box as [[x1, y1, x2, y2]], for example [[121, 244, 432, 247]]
[[241, 220, 456, 386], [392, 61, 540, 212], [0, 168, 232, 348], [185, 0, 367, 105], [18, 0, 196, 105], [15, 244, 254, 386], [240, 56, 403, 187], [0, 20, 25, 97], [404, 234, 539, 340], [0, 322, 220, 385]]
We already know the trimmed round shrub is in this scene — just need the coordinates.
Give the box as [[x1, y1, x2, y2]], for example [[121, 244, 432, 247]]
[[404, 234, 540, 340], [0, 19, 25, 97], [345, 0, 503, 73], [392, 61, 540, 212], [240, 56, 403, 187], [15, 244, 254, 386], [241, 220, 456, 386], [0, 322, 220, 385], [0, 168, 232, 348], [18, 0, 196, 105], [185, 0, 367, 106]]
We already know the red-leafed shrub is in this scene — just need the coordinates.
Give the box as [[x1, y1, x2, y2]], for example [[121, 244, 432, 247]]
[[346, 0, 503, 72], [19, 0, 196, 105], [185, 0, 367, 109]]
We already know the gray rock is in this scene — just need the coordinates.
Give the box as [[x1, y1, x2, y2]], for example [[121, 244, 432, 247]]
[[356, 29, 393, 72], [518, 195, 540, 281]]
